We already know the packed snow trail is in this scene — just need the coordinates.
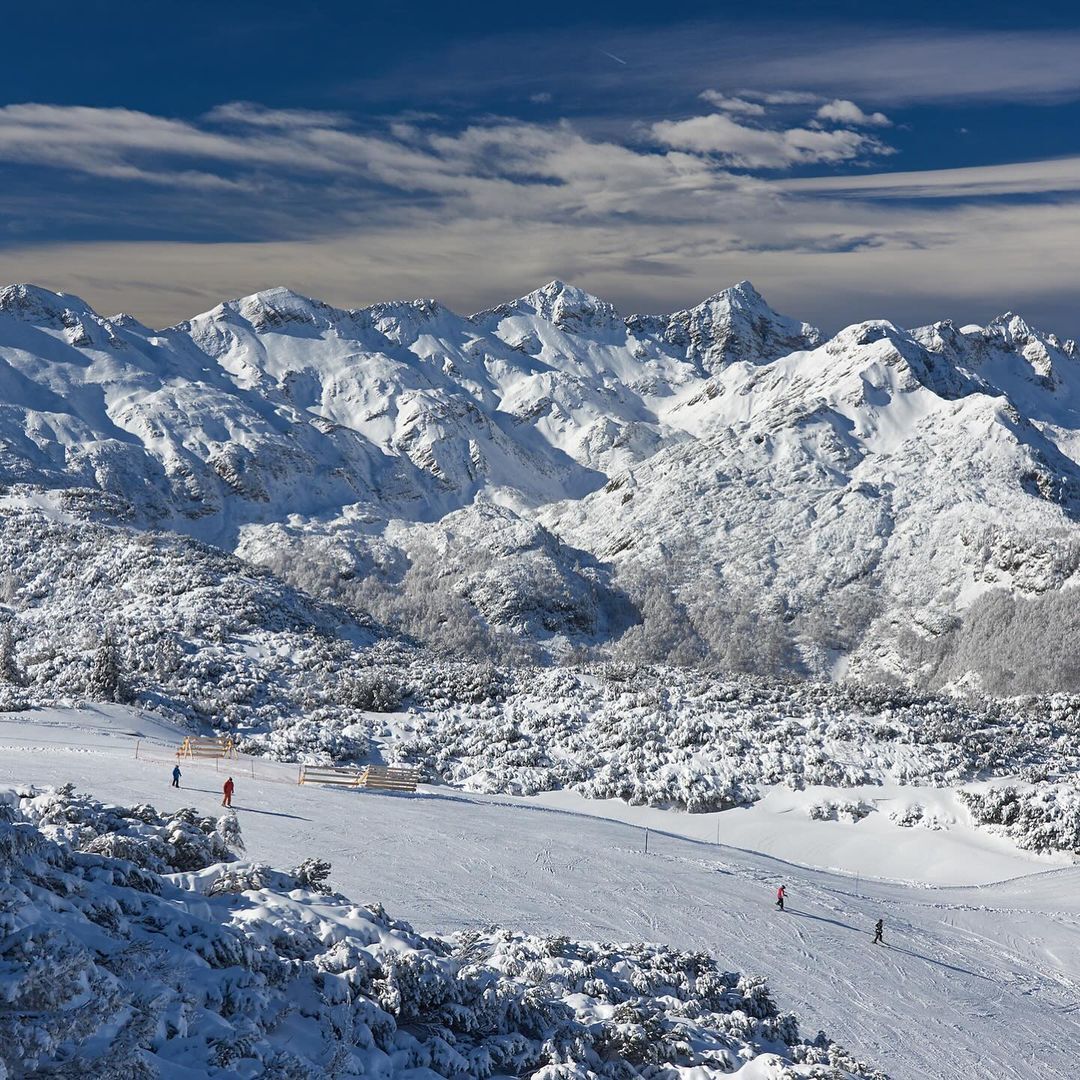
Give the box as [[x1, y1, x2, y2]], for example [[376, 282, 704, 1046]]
[[1, 708, 1078, 1080]]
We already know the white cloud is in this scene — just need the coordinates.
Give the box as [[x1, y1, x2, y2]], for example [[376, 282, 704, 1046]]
[[202, 102, 351, 128], [815, 99, 892, 127], [0, 102, 762, 223], [650, 112, 890, 168], [742, 90, 822, 105], [3, 99, 1080, 337], [698, 91, 765, 115], [781, 155, 1080, 198]]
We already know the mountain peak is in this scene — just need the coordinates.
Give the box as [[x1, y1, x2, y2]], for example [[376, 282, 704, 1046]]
[[705, 279, 765, 306], [661, 281, 821, 373], [0, 283, 97, 324], [472, 279, 619, 332], [198, 286, 344, 333]]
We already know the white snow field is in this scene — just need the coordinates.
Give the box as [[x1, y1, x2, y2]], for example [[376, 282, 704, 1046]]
[[2, 706, 1078, 1079]]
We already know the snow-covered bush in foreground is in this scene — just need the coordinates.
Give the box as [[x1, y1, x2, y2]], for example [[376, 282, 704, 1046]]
[[0, 789, 885, 1079], [20, 781, 244, 872]]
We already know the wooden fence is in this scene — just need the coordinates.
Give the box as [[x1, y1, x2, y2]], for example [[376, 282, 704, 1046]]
[[297, 763, 420, 792], [297, 764, 364, 788], [177, 736, 237, 760], [361, 765, 420, 792]]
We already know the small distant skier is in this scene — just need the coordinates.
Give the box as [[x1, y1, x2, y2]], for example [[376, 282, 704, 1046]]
[[775, 885, 787, 911], [873, 918, 884, 945], [171, 764, 181, 788], [222, 776, 234, 807]]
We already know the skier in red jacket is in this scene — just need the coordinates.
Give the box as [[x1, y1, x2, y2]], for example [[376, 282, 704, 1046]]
[[222, 777, 234, 807], [775, 885, 787, 911]]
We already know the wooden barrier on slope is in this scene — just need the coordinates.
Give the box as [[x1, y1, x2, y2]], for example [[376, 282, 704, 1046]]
[[297, 764, 364, 788], [177, 736, 237, 760], [361, 765, 420, 792], [296, 763, 421, 793]]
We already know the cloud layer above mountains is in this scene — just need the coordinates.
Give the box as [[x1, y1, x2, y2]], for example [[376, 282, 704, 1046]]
[[2, 18, 1080, 334]]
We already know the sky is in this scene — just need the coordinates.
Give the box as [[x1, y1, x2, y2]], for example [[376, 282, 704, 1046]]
[[3, 0, 1080, 335]]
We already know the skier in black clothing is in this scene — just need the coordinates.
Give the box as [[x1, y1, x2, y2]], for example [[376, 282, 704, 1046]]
[[873, 918, 884, 945], [171, 764, 181, 788]]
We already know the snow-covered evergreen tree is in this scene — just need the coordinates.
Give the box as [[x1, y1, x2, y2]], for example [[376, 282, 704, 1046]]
[[87, 628, 123, 703], [0, 623, 22, 685]]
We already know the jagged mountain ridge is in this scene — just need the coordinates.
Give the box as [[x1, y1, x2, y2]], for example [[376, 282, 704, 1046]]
[[2, 276, 1080, 671], [0, 278, 812, 540]]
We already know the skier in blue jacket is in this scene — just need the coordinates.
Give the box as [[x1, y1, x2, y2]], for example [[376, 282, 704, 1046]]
[[171, 764, 181, 788]]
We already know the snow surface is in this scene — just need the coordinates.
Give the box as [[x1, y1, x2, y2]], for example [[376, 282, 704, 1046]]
[[2, 706, 1079, 1079]]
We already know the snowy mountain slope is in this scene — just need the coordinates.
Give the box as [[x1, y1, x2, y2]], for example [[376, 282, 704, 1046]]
[[5, 276, 1080, 673], [0, 279, 813, 543], [542, 316, 1080, 672]]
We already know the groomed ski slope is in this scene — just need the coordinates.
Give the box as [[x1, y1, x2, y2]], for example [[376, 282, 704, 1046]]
[[2, 707, 1078, 1080]]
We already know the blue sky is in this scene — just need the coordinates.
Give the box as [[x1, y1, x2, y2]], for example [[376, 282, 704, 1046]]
[[4, 0, 1080, 334]]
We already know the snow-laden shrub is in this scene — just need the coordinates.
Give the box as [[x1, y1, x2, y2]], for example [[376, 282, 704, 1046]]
[[339, 668, 403, 712], [0, 796, 884, 1079], [890, 804, 925, 828], [388, 664, 1076, 823], [809, 800, 873, 823], [20, 785, 243, 873], [960, 784, 1080, 853], [292, 857, 332, 893], [240, 707, 371, 764]]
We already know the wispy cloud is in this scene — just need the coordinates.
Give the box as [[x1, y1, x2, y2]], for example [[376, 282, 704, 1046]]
[[743, 90, 823, 106], [698, 92, 766, 116], [741, 30, 1080, 105], [782, 156, 1080, 198], [202, 102, 352, 128]]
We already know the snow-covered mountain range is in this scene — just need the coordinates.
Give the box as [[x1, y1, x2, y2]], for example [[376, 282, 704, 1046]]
[[2, 276, 1079, 680]]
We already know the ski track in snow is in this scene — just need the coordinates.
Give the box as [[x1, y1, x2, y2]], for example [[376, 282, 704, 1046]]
[[1, 710, 1078, 1080]]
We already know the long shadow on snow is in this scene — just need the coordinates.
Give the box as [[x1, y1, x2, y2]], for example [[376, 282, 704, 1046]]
[[229, 805, 309, 820], [785, 908, 865, 935], [881, 943, 991, 981], [787, 909, 991, 980]]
